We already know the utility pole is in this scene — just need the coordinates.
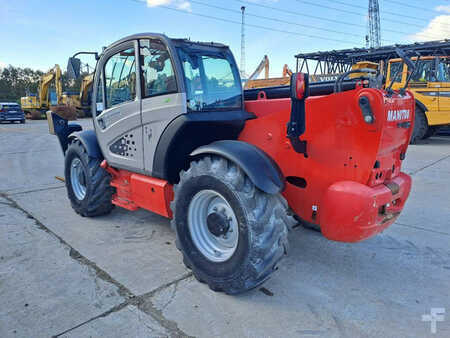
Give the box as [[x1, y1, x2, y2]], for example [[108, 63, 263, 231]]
[[240, 6, 246, 78], [368, 0, 381, 48]]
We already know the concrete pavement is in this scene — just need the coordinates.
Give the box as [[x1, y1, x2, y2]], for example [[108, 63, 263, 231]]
[[0, 119, 449, 337]]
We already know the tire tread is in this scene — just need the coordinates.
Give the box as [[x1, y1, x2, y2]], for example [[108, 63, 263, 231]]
[[171, 155, 295, 294], [65, 140, 114, 217]]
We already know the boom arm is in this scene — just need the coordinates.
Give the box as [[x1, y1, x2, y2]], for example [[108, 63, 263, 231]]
[[283, 64, 293, 77], [55, 65, 62, 105], [39, 65, 62, 106], [247, 55, 269, 81], [79, 73, 94, 104]]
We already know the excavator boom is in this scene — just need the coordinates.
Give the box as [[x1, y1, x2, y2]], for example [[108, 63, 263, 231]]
[[38, 65, 62, 106]]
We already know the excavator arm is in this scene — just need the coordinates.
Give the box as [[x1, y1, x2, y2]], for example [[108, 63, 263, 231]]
[[79, 73, 94, 104], [283, 64, 293, 77], [246, 55, 269, 85], [38, 65, 62, 107], [55, 65, 62, 105]]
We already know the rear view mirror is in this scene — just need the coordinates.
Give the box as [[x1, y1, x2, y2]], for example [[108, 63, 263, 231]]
[[67, 57, 82, 80]]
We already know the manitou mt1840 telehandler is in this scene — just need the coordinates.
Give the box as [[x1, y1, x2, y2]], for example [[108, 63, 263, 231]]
[[47, 33, 415, 294]]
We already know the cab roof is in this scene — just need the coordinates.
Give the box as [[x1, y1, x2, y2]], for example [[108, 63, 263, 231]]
[[105, 33, 229, 52]]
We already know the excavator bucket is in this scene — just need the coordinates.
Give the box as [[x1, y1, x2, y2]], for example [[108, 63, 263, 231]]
[[50, 104, 77, 121]]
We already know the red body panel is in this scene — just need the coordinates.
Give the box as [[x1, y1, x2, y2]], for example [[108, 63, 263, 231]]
[[101, 161, 174, 218], [320, 173, 411, 242], [239, 86, 414, 242]]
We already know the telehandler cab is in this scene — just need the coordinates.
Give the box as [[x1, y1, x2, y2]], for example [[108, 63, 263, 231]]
[[48, 33, 415, 294]]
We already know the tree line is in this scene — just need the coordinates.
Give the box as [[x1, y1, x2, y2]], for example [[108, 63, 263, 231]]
[[0, 65, 82, 103]]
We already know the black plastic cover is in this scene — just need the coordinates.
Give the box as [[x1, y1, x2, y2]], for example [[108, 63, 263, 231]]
[[191, 140, 285, 194]]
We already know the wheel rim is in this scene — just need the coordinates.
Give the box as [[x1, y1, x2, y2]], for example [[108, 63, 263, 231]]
[[188, 190, 239, 263], [70, 157, 87, 200]]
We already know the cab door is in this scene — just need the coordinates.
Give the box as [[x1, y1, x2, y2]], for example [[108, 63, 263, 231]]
[[93, 40, 145, 171], [138, 38, 186, 174]]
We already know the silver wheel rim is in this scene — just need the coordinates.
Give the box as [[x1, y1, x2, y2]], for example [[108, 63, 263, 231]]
[[187, 190, 239, 263], [70, 157, 86, 200]]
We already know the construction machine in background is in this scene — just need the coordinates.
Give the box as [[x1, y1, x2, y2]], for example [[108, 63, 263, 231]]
[[244, 55, 292, 89], [61, 73, 94, 117], [296, 40, 450, 143], [78, 73, 94, 114], [21, 65, 63, 119], [21, 63, 94, 119]]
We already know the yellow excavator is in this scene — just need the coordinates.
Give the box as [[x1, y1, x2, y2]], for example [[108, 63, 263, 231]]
[[244, 56, 292, 89], [21, 64, 93, 119], [21, 65, 63, 119]]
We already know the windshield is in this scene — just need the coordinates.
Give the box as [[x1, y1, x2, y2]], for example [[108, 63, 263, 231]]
[[177, 48, 242, 111], [0, 104, 20, 111]]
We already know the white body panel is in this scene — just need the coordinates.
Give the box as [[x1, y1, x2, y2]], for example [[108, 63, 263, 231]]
[[141, 93, 187, 173]]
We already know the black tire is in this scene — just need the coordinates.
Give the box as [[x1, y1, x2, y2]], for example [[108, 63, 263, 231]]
[[65, 140, 114, 217], [422, 126, 439, 139], [171, 156, 296, 294], [20, 119, 25, 124], [410, 106, 428, 144]]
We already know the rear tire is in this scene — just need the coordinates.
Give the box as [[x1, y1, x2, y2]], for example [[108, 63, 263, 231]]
[[171, 156, 295, 294], [65, 140, 114, 217], [20, 119, 25, 124], [410, 106, 428, 144]]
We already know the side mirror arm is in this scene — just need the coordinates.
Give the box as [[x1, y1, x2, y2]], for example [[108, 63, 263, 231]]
[[286, 73, 309, 158]]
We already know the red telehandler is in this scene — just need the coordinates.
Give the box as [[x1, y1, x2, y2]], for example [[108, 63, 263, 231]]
[[48, 33, 415, 294]]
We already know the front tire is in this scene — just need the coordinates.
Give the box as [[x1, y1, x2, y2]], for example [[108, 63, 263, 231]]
[[65, 140, 114, 217], [171, 156, 295, 294]]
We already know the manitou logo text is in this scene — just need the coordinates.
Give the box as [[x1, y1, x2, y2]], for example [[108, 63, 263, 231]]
[[387, 109, 410, 122]]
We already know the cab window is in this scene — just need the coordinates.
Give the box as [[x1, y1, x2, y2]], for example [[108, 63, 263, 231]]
[[139, 39, 177, 97], [410, 60, 437, 82], [437, 60, 450, 82], [104, 48, 137, 109], [389, 62, 403, 83], [177, 48, 242, 111]]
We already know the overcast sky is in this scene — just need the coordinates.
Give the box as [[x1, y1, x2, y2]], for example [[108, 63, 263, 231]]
[[0, 0, 449, 77]]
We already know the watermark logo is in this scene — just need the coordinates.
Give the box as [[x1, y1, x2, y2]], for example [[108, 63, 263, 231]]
[[422, 308, 446, 334]]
